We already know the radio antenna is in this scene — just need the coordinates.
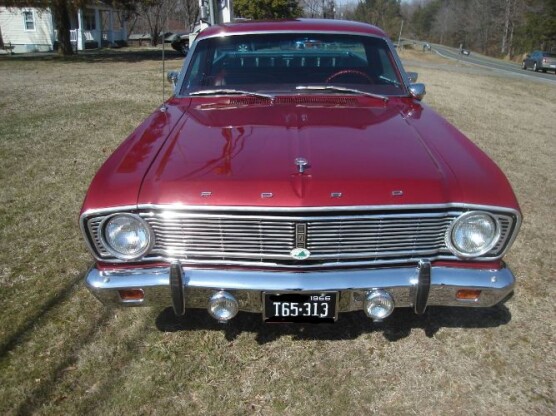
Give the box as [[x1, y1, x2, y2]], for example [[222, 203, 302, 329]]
[[161, 11, 168, 112]]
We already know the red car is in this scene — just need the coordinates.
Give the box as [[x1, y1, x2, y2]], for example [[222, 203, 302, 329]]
[[80, 19, 521, 324]]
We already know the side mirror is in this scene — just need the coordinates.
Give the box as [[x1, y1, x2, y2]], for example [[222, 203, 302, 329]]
[[407, 71, 418, 83], [167, 71, 179, 87], [409, 83, 426, 101]]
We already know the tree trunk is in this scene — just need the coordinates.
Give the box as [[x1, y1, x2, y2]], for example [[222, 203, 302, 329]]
[[52, 0, 74, 56], [501, 0, 511, 55], [507, 22, 514, 59]]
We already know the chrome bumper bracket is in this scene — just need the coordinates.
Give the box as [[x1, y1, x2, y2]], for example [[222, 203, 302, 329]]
[[170, 261, 185, 316], [414, 260, 431, 315]]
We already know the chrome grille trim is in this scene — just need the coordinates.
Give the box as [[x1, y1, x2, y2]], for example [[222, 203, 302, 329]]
[[87, 216, 110, 258], [81, 205, 520, 267]]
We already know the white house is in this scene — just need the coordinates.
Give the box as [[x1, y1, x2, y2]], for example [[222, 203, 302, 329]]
[[0, 2, 127, 53], [0, 7, 54, 53]]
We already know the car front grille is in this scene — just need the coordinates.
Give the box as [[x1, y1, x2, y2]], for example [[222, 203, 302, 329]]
[[85, 207, 517, 268]]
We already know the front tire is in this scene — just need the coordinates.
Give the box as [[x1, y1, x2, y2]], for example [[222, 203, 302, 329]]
[[180, 42, 189, 56], [522, 61, 527, 70]]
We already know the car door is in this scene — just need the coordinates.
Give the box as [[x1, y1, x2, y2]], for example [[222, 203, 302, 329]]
[[533, 51, 541, 70], [524, 52, 533, 69]]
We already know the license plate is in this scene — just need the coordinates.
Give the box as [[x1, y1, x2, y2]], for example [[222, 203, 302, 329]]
[[264, 292, 337, 323], [550, 64, 556, 68]]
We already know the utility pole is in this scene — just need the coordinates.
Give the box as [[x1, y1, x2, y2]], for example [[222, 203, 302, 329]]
[[397, 19, 404, 48]]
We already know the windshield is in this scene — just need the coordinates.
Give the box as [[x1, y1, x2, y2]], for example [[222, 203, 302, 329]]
[[180, 33, 405, 96]]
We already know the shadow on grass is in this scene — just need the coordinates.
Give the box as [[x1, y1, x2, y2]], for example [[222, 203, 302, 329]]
[[0, 272, 84, 360], [14, 309, 113, 416], [0, 48, 184, 64], [155, 304, 512, 344]]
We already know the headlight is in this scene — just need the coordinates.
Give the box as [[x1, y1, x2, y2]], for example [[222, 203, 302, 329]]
[[100, 214, 153, 260], [446, 211, 500, 258]]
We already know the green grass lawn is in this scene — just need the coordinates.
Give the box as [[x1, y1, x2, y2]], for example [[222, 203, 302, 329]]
[[0, 49, 554, 415]]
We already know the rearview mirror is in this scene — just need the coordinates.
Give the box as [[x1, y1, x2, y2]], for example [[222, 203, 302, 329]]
[[409, 83, 426, 101]]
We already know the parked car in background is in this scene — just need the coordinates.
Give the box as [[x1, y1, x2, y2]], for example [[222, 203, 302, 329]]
[[80, 19, 521, 325], [170, 32, 191, 55], [522, 51, 556, 73], [170, 21, 209, 56]]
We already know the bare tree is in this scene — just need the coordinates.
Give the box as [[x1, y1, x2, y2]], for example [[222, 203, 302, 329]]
[[138, 0, 178, 46], [403, 0, 555, 56], [301, 0, 323, 18], [430, 1, 466, 47], [348, 0, 402, 36], [174, 0, 199, 31], [112, 1, 140, 38], [501, 0, 527, 57]]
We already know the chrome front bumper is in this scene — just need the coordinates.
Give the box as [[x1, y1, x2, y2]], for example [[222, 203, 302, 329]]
[[85, 262, 515, 315]]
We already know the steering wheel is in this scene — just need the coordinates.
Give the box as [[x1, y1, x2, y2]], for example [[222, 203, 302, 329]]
[[326, 69, 374, 84]]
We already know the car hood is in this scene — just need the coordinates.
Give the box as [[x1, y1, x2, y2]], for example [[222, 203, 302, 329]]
[[138, 96, 469, 207]]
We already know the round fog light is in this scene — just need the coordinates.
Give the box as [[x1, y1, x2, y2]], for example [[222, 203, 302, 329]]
[[364, 290, 395, 321], [208, 291, 238, 322]]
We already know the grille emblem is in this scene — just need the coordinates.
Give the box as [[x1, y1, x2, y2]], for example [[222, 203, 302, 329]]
[[295, 223, 307, 247], [291, 247, 311, 260], [292, 223, 310, 259]]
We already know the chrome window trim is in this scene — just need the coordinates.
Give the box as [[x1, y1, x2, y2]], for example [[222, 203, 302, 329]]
[[80, 203, 521, 265], [174, 30, 411, 99]]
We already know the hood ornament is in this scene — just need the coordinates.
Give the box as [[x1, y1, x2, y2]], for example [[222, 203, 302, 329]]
[[295, 157, 309, 173]]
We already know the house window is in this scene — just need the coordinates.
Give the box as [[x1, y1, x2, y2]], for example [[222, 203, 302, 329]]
[[23, 10, 35, 31], [84, 11, 96, 31]]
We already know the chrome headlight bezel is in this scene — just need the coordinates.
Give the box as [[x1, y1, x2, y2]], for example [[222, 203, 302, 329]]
[[446, 211, 501, 258], [99, 213, 154, 260]]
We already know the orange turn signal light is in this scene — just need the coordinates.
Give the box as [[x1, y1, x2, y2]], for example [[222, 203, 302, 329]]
[[456, 289, 481, 301], [118, 289, 144, 301]]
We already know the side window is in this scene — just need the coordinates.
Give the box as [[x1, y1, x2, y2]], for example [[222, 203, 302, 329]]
[[23, 10, 35, 31], [377, 47, 396, 80], [184, 46, 208, 89]]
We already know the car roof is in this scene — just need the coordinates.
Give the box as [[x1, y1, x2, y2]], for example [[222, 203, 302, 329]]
[[197, 19, 388, 40]]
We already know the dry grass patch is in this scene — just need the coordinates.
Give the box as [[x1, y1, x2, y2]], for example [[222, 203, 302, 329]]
[[0, 51, 554, 415]]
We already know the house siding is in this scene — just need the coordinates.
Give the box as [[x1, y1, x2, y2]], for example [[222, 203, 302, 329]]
[[0, 7, 53, 52]]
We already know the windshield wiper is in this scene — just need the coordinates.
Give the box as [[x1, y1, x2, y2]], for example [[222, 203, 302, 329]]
[[378, 75, 401, 86], [189, 89, 274, 100], [295, 85, 388, 102]]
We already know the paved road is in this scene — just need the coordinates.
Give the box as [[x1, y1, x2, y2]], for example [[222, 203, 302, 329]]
[[415, 41, 556, 84]]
